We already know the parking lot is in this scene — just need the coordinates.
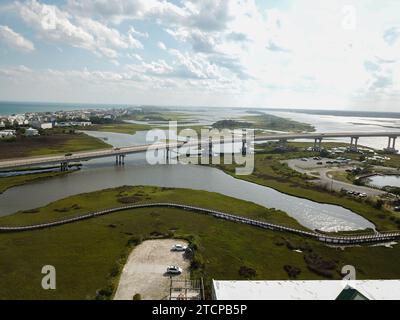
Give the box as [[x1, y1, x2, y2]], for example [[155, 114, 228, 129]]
[[114, 239, 190, 300], [284, 157, 385, 197]]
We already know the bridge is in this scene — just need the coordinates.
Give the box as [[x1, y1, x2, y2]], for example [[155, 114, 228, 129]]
[[0, 202, 398, 245], [0, 131, 399, 170]]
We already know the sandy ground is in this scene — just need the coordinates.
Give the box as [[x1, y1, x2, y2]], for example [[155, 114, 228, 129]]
[[114, 239, 190, 300]]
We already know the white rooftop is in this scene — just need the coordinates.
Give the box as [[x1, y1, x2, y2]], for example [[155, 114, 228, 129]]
[[212, 280, 400, 300]]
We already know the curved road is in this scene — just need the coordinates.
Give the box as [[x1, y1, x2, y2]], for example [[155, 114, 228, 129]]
[[1, 202, 399, 245], [285, 158, 386, 197]]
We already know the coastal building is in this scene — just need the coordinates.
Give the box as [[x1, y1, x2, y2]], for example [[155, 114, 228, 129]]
[[55, 121, 92, 127], [25, 127, 39, 136], [30, 120, 53, 130], [211, 280, 400, 300], [0, 130, 16, 138]]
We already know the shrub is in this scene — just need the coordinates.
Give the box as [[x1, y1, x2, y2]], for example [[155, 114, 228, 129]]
[[238, 266, 257, 278], [95, 286, 113, 300], [304, 254, 336, 279], [374, 199, 385, 209], [191, 255, 204, 270], [127, 236, 143, 246], [133, 294, 142, 300], [109, 263, 120, 278], [284, 265, 301, 279]]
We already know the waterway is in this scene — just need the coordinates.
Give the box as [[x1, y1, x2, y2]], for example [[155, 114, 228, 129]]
[[367, 175, 400, 189], [0, 130, 375, 232]]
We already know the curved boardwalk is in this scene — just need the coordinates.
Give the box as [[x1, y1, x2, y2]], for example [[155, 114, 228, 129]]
[[1, 203, 399, 245]]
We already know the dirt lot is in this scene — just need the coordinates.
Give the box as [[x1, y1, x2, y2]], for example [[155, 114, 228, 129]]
[[114, 239, 190, 300]]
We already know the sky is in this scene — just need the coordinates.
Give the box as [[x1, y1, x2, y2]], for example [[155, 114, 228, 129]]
[[0, 0, 399, 111]]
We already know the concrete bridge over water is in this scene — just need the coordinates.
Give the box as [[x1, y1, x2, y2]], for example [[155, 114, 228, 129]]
[[0, 131, 399, 171]]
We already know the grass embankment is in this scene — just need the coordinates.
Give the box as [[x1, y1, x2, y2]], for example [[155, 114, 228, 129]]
[[1, 186, 400, 300], [86, 111, 194, 135], [383, 153, 400, 169], [216, 142, 400, 231], [0, 131, 110, 159], [122, 111, 187, 122], [327, 170, 353, 183], [82, 123, 152, 135], [211, 114, 315, 133], [0, 171, 70, 194], [242, 113, 315, 132]]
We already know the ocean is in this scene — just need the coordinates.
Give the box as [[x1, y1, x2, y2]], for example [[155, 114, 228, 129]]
[[0, 101, 134, 116]]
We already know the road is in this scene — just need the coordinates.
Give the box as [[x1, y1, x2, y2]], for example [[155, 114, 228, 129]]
[[0, 130, 399, 170]]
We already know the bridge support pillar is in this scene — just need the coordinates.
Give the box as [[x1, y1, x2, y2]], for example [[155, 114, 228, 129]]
[[348, 136, 359, 152], [313, 137, 323, 151], [209, 138, 213, 158], [384, 136, 398, 153], [60, 162, 68, 172], [232, 132, 235, 157], [115, 155, 125, 166], [276, 139, 288, 151], [166, 147, 170, 164], [241, 129, 247, 156]]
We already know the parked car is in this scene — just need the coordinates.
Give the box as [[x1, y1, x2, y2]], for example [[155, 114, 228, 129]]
[[301, 158, 308, 162], [316, 162, 323, 165], [172, 244, 187, 252], [166, 266, 182, 274], [394, 206, 400, 212]]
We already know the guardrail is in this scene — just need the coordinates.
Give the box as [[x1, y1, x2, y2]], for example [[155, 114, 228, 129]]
[[1, 203, 399, 245]]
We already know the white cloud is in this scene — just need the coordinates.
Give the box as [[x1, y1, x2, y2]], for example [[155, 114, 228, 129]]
[[129, 26, 148, 38], [157, 41, 166, 50], [0, 25, 35, 52], [15, 0, 143, 58], [1, 0, 400, 109]]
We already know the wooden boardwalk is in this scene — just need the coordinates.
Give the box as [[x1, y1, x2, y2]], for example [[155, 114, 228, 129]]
[[1, 203, 399, 245]]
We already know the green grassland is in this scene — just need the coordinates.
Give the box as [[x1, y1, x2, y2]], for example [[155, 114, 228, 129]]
[[80, 123, 152, 135], [29, 133, 111, 157], [86, 121, 209, 136], [86, 111, 193, 135], [1, 186, 400, 300], [210, 114, 315, 134], [242, 114, 315, 132], [382, 153, 400, 169], [122, 111, 187, 122], [0, 131, 111, 159], [216, 142, 400, 231]]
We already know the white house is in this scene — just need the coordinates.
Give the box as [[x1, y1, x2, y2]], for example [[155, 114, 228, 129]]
[[40, 122, 53, 130], [212, 280, 400, 300], [25, 127, 39, 136], [30, 120, 53, 130]]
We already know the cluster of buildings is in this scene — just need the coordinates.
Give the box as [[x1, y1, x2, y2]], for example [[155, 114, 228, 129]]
[[0, 107, 140, 139]]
